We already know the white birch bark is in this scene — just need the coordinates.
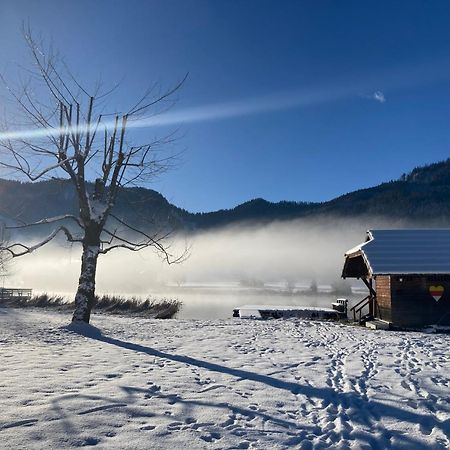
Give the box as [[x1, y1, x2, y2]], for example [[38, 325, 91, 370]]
[[72, 244, 100, 322]]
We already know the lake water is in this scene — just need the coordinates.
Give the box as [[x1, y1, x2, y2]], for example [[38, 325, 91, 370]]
[[159, 287, 363, 320], [33, 285, 366, 320]]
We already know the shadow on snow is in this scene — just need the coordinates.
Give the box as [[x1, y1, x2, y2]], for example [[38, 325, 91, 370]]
[[64, 322, 450, 448]]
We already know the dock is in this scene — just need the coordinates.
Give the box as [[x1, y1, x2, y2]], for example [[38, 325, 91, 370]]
[[233, 305, 341, 320]]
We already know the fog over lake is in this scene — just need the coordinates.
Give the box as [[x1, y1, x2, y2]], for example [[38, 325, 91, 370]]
[[5, 216, 420, 318]]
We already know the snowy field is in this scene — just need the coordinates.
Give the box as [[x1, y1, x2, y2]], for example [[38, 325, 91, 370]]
[[1, 308, 449, 449]]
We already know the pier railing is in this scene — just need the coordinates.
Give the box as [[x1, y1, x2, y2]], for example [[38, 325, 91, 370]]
[[0, 288, 32, 301]]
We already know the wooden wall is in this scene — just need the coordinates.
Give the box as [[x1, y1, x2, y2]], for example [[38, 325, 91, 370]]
[[389, 276, 450, 327], [373, 275, 450, 327], [375, 275, 392, 322]]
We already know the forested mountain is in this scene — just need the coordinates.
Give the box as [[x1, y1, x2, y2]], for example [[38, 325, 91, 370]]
[[1, 158, 450, 232], [193, 158, 450, 226]]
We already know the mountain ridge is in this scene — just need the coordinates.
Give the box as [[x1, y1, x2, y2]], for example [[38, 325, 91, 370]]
[[1, 158, 450, 231]]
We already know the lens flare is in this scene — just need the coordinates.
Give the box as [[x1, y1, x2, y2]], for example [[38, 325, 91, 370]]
[[0, 84, 358, 142]]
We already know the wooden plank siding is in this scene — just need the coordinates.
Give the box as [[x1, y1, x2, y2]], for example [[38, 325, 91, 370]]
[[374, 275, 450, 327], [390, 276, 450, 327], [374, 275, 392, 322]]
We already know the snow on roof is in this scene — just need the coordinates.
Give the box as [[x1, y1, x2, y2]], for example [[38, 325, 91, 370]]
[[236, 305, 337, 312], [345, 229, 450, 275]]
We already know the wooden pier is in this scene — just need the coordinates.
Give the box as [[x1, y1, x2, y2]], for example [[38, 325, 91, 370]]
[[0, 288, 33, 301]]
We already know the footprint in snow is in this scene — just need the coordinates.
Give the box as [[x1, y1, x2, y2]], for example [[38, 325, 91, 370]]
[[104, 373, 121, 379], [199, 432, 221, 442], [1, 418, 38, 429], [78, 403, 127, 415]]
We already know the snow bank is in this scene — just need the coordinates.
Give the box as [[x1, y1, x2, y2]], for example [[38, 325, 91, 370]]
[[235, 305, 340, 320], [1, 307, 449, 449]]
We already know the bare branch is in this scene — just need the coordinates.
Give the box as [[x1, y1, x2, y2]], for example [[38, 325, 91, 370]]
[[103, 215, 189, 264], [2, 226, 83, 257], [0, 152, 76, 181], [127, 73, 188, 116], [6, 214, 84, 230]]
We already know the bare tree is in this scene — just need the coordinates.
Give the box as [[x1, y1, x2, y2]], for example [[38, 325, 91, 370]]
[[0, 223, 12, 291], [0, 30, 187, 323]]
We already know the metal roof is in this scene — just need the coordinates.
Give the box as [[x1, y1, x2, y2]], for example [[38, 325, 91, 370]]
[[344, 229, 450, 275]]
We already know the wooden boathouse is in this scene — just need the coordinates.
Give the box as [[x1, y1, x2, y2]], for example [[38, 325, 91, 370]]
[[342, 229, 450, 328]]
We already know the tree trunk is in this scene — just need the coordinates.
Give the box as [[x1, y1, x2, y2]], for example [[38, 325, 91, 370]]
[[72, 242, 100, 323]]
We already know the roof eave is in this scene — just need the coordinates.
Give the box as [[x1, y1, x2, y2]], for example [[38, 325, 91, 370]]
[[373, 272, 450, 276]]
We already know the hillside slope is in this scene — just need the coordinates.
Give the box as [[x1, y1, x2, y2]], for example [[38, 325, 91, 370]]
[[0, 158, 450, 231], [194, 158, 450, 226]]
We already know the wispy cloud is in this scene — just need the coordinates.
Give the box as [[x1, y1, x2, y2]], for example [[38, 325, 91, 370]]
[[360, 90, 386, 104], [372, 91, 386, 103]]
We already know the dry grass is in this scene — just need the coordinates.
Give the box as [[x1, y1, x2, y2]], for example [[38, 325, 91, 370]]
[[2, 293, 182, 319], [94, 294, 182, 319]]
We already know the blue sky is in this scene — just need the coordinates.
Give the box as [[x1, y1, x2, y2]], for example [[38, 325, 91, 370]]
[[1, 1, 450, 212]]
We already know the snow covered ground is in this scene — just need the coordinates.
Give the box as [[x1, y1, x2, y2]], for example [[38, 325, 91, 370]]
[[1, 308, 449, 449]]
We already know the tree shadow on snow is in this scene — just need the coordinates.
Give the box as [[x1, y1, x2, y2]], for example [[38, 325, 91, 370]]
[[66, 323, 450, 448], [48, 386, 317, 448], [119, 384, 302, 431]]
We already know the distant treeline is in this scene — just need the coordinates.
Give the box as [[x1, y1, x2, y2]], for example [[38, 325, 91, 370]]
[[1, 158, 450, 232]]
